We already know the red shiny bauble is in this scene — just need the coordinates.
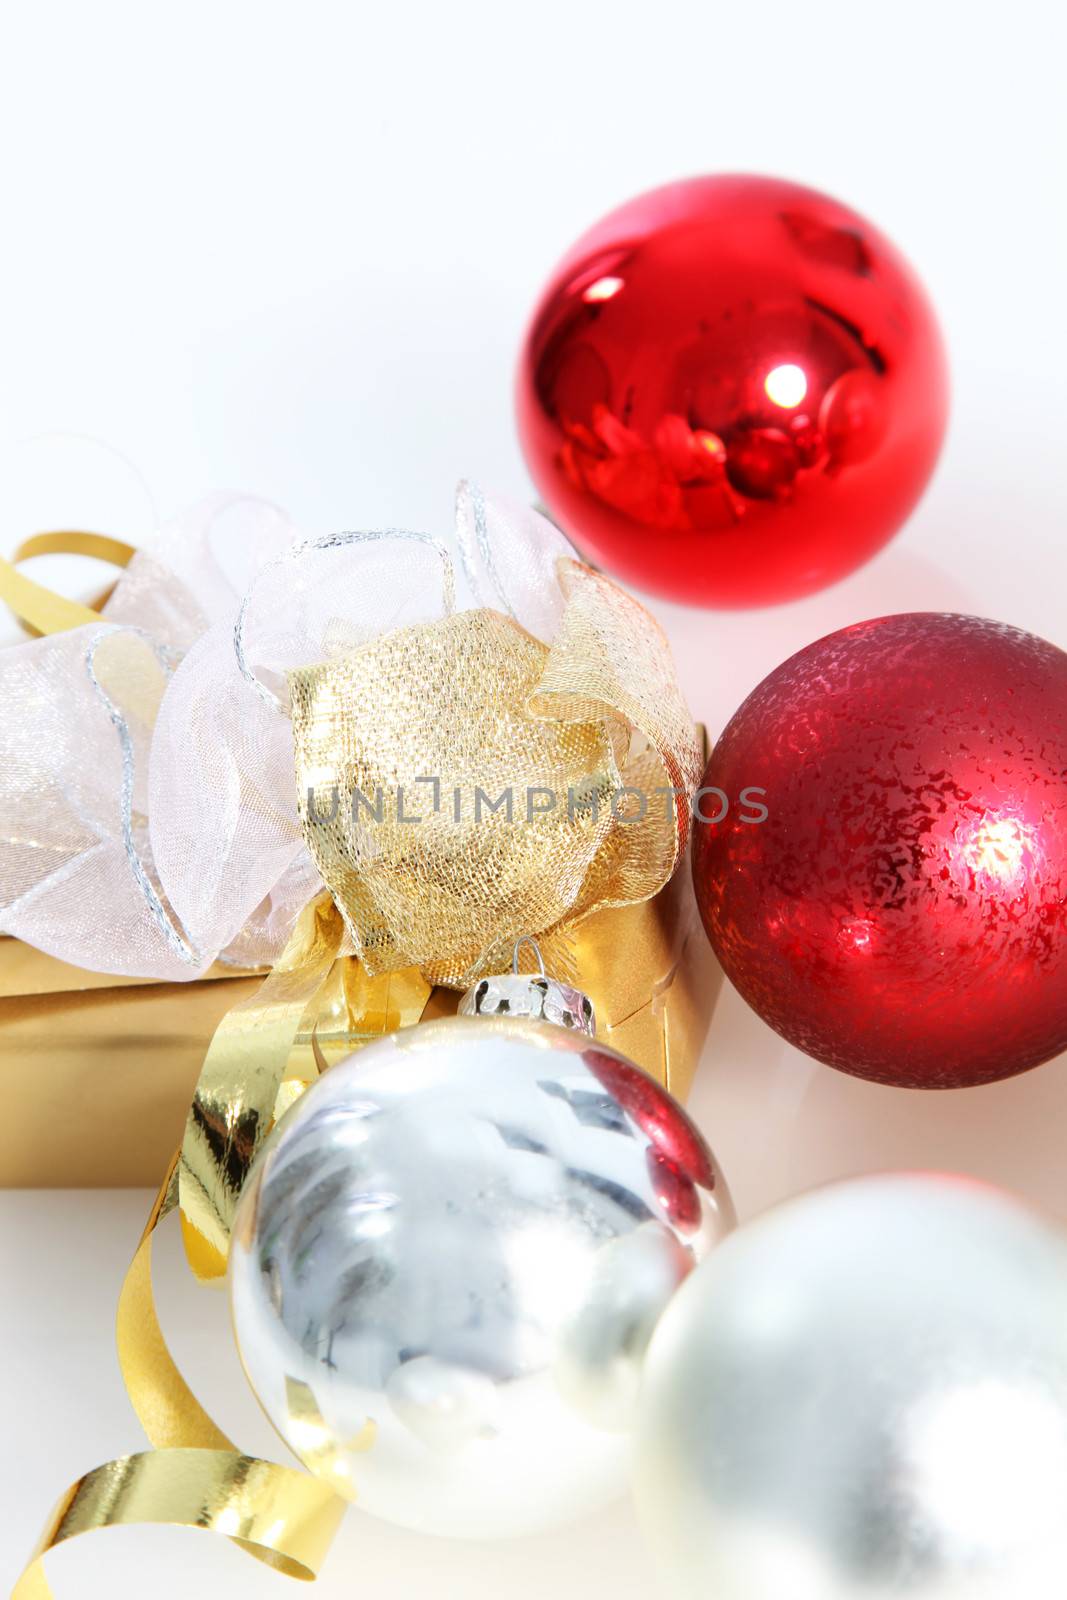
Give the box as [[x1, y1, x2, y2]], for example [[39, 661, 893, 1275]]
[[516, 175, 949, 607], [692, 614, 1067, 1088]]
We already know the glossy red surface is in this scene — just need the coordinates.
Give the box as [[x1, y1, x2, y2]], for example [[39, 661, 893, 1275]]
[[517, 175, 948, 607], [692, 614, 1067, 1088]]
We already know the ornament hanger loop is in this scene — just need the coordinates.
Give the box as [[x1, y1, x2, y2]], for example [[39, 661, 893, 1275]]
[[460, 940, 596, 1037], [512, 935, 547, 978]]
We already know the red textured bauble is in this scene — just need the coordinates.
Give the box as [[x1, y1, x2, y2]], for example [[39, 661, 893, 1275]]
[[692, 614, 1067, 1088], [516, 174, 949, 607]]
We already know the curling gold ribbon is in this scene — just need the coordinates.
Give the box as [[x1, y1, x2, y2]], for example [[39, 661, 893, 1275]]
[[12, 1154, 347, 1598], [13, 902, 363, 1596], [178, 892, 346, 1279], [178, 893, 432, 1282], [0, 530, 136, 634], [13, 1450, 343, 1598], [13, 895, 440, 1593]]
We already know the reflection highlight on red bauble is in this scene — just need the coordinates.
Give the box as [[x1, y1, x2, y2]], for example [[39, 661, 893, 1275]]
[[517, 174, 948, 607], [692, 614, 1067, 1088], [585, 1047, 715, 1231]]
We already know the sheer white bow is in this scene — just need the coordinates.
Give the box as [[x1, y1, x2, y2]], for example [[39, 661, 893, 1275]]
[[0, 484, 576, 980]]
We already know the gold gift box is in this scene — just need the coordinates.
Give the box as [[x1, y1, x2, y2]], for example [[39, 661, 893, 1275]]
[[0, 857, 719, 1188]]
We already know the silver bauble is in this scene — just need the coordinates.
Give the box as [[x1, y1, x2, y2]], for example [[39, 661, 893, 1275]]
[[635, 1173, 1067, 1599], [230, 1013, 733, 1538]]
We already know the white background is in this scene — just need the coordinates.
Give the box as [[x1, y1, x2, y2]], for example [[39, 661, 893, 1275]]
[[2, 1, 1066, 1594]]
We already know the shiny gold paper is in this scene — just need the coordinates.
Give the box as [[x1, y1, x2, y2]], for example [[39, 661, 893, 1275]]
[[568, 842, 719, 1103], [0, 946, 264, 1187]]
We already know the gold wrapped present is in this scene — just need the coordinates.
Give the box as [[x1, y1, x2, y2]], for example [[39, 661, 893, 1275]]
[[0, 851, 719, 1187], [0, 945, 263, 1186]]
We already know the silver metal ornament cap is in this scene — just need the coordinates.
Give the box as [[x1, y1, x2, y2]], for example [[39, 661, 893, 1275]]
[[458, 936, 596, 1036]]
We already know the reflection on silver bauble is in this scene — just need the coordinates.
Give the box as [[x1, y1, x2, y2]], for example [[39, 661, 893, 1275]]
[[230, 1014, 733, 1538], [635, 1174, 1067, 1600]]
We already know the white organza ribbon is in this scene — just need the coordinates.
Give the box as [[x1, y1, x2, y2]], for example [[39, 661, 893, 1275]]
[[0, 484, 575, 980]]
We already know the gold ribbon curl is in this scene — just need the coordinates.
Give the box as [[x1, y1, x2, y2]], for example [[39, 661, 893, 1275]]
[[178, 893, 346, 1279], [12, 1171, 345, 1597], [0, 530, 136, 634], [178, 893, 432, 1282], [12, 890, 440, 1595]]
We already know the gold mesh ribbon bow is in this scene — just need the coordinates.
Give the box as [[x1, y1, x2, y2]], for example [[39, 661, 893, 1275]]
[[290, 557, 702, 986]]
